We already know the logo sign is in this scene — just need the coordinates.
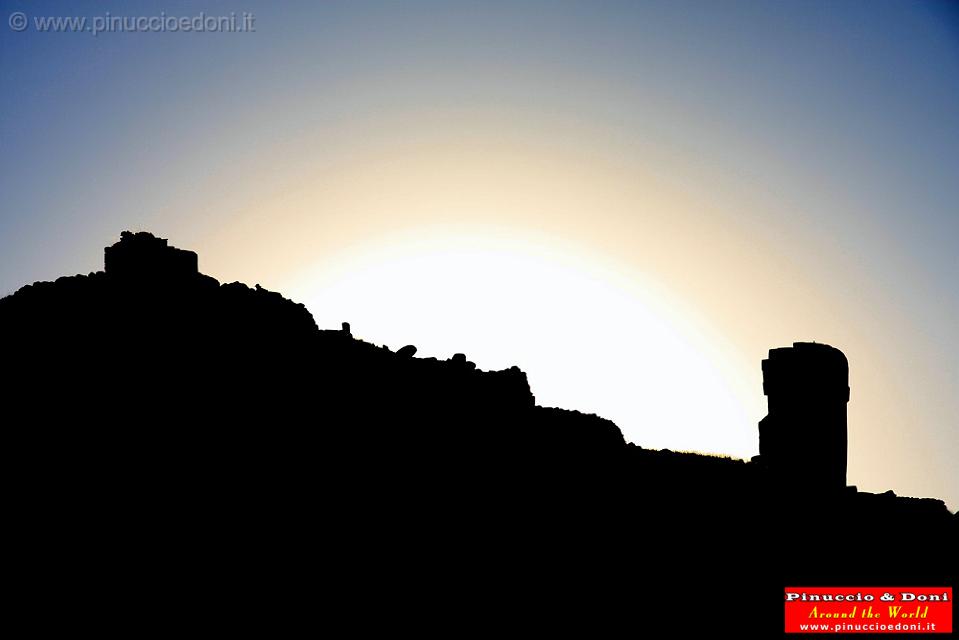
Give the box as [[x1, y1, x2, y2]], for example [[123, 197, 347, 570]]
[[785, 587, 952, 634]]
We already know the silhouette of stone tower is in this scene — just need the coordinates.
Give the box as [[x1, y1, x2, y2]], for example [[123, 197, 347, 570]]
[[104, 231, 198, 281], [757, 342, 849, 491]]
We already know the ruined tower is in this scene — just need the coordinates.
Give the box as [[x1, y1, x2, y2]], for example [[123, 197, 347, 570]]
[[104, 231, 198, 281], [757, 342, 849, 491]]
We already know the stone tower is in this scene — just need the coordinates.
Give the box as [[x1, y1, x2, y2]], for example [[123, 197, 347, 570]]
[[757, 342, 849, 491], [104, 231, 198, 281]]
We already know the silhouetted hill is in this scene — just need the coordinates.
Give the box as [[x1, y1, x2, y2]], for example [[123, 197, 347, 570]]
[[3, 232, 955, 636]]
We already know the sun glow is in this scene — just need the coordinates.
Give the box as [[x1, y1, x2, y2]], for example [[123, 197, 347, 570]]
[[288, 230, 756, 456]]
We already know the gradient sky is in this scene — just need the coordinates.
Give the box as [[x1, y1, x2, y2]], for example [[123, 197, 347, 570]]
[[2, 0, 957, 510]]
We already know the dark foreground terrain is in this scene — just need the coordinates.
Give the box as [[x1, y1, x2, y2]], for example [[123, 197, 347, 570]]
[[3, 232, 955, 636]]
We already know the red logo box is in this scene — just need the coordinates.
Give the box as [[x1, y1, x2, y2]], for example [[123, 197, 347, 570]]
[[785, 587, 952, 634]]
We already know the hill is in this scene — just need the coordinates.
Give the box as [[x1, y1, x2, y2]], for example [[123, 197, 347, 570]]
[[2, 231, 955, 636]]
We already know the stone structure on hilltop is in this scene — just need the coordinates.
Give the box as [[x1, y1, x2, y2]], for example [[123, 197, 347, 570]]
[[104, 231, 199, 280], [755, 342, 850, 492]]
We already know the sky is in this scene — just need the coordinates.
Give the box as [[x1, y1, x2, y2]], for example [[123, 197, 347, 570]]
[[1, 0, 957, 510]]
